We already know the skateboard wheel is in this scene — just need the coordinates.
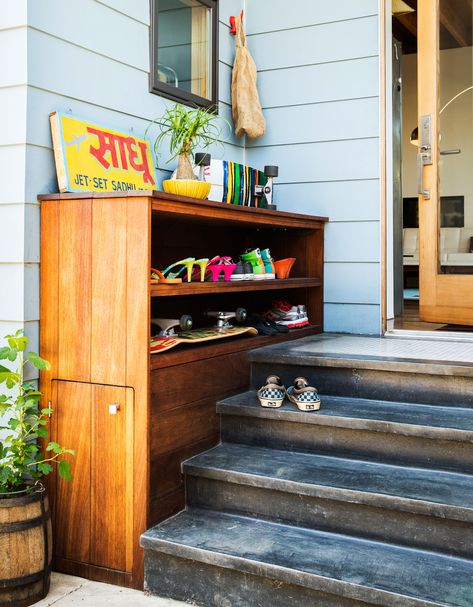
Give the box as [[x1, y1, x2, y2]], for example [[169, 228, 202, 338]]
[[180, 315, 193, 331], [235, 308, 247, 323]]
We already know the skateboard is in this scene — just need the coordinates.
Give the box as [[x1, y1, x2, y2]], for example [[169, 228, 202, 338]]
[[150, 325, 258, 354]]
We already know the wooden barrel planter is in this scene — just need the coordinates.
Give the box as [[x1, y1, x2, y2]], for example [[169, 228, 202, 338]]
[[0, 483, 52, 607]]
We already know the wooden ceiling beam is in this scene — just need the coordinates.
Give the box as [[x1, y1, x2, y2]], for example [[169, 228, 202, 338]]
[[396, 12, 417, 37], [439, 1, 471, 47]]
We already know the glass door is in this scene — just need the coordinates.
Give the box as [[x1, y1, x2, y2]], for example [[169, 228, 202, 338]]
[[418, 0, 473, 325]]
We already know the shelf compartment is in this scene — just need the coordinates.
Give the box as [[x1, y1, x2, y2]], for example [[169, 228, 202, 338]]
[[150, 277, 321, 297], [150, 325, 321, 370]]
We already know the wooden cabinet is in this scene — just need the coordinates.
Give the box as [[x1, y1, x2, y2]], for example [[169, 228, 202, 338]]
[[39, 191, 327, 588]]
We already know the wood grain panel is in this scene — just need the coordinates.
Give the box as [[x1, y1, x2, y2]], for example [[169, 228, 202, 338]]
[[151, 353, 249, 413], [54, 381, 91, 563], [53, 557, 132, 588], [150, 398, 219, 457], [149, 488, 186, 527], [58, 200, 92, 381], [150, 435, 220, 499], [124, 197, 150, 588], [39, 200, 59, 524], [91, 198, 127, 385], [91, 385, 133, 572]]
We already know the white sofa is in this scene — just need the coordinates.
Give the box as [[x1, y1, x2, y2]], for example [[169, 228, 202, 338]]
[[403, 227, 473, 266]]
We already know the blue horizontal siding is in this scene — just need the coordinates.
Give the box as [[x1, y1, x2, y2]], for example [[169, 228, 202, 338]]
[[248, 16, 378, 72], [247, 97, 379, 147], [273, 181, 380, 222], [325, 263, 381, 305], [246, 0, 378, 34], [248, 139, 379, 184], [257, 57, 379, 109], [247, 0, 381, 335], [324, 303, 381, 335]]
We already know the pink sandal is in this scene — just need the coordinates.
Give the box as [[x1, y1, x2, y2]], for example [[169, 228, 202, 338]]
[[206, 256, 236, 282]]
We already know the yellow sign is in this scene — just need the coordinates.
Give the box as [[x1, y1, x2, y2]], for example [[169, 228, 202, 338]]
[[50, 112, 157, 193]]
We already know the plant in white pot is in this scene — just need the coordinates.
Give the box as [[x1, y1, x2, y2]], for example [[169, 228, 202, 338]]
[[0, 330, 73, 607], [149, 104, 223, 199]]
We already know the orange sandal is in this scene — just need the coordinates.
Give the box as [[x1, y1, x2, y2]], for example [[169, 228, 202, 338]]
[[150, 268, 182, 284]]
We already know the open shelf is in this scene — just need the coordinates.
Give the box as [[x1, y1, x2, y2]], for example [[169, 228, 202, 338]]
[[150, 324, 320, 369], [150, 277, 321, 297]]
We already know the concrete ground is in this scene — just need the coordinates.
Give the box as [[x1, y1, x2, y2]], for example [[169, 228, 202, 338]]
[[33, 572, 190, 606]]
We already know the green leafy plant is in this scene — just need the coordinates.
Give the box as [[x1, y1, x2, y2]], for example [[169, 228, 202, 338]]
[[0, 330, 74, 495], [148, 104, 224, 180]]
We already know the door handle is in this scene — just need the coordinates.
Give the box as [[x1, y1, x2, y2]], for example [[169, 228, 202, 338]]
[[417, 151, 431, 200], [417, 114, 433, 200]]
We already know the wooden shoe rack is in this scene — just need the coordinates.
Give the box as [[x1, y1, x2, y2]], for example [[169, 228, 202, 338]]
[[38, 191, 327, 588]]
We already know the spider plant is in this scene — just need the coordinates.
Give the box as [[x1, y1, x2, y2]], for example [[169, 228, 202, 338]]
[[148, 104, 224, 180]]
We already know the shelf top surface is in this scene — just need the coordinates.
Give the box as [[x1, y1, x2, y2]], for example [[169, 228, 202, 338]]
[[150, 277, 321, 297], [38, 190, 328, 227]]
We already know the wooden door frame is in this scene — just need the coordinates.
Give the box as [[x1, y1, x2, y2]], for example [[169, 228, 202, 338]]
[[418, 0, 473, 325]]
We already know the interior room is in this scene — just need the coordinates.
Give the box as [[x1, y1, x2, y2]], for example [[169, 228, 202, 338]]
[[392, 0, 473, 331]]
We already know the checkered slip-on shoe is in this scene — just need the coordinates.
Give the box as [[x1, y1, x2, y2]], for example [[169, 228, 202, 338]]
[[286, 377, 321, 411], [257, 375, 286, 408]]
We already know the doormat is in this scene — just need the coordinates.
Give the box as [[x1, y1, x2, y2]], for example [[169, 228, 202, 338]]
[[437, 324, 473, 332]]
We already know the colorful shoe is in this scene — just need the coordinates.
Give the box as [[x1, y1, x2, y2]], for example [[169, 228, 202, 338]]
[[274, 258, 296, 279], [261, 249, 276, 279], [230, 260, 254, 281], [286, 377, 321, 411], [257, 375, 286, 408], [241, 248, 266, 280], [162, 257, 196, 283], [264, 300, 309, 328], [205, 256, 236, 282]]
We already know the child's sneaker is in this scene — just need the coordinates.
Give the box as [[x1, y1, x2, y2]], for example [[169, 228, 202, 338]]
[[264, 300, 309, 328], [257, 375, 286, 408], [231, 260, 254, 281], [241, 248, 267, 280], [286, 377, 321, 411], [260, 248, 275, 279]]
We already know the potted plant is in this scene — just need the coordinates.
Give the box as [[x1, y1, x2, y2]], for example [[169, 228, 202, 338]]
[[149, 103, 223, 199], [0, 330, 73, 607]]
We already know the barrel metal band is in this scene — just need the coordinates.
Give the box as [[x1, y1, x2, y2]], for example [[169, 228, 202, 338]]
[[0, 510, 51, 534], [0, 564, 52, 590], [40, 490, 50, 599]]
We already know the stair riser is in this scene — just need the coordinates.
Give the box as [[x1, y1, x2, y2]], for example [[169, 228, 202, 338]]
[[187, 476, 473, 560], [251, 363, 473, 408], [221, 414, 473, 473], [144, 550, 414, 607]]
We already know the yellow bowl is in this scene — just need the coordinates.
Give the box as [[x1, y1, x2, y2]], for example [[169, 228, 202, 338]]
[[162, 179, 211, 199]]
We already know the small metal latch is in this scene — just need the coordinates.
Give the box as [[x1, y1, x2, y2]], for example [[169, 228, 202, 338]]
[[48, 400, 52, 418], [109, 403, 120, 415]]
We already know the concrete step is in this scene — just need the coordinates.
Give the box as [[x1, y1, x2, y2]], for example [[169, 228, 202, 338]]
[[184, 443, 473, 558], [218, 392, 473, 472], [141, 509, 473, 607], [249, 334, 473, 407]]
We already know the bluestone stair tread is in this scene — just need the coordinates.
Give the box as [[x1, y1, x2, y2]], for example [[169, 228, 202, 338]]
[[184, 443, 473, 519], [218, 392, 473, 440], [249, 334, 473, 376], [141, 509, 473, 607]]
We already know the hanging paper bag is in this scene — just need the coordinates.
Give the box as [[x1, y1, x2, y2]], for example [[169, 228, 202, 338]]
[[231, 15, 266, 139]]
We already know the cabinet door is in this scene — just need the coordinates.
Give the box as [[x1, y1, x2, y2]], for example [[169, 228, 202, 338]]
[[90, 384, 134, 572], [53, 381, 133, 572], [54, 381, 92, 563]]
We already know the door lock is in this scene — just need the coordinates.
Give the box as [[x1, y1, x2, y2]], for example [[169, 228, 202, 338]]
[[109, 403, 120, 415], [417, 114, 432, 200]]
